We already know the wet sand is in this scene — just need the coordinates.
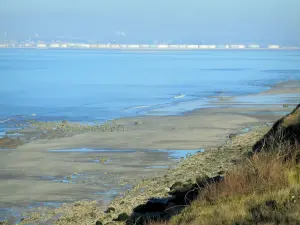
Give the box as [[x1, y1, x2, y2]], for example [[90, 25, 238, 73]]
[[0, 81, 300, 223]]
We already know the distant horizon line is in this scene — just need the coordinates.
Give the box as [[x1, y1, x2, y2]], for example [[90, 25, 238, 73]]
[[0, 38, 299, 47], [1, 41, 300, 50]]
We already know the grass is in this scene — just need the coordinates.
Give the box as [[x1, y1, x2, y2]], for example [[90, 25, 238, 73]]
[[150, 145, 300, 225]]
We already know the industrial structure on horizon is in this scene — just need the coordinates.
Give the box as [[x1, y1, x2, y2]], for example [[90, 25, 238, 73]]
[[0, 40, 299, 50]]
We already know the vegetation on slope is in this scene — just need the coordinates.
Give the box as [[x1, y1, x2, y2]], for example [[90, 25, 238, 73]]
[[150, 146, 300, 225]]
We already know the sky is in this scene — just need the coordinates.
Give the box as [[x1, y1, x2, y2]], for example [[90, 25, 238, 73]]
[[0, 0, 299, 45]]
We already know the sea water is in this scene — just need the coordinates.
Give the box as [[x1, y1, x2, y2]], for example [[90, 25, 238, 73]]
[[1, 49, 300, 126]]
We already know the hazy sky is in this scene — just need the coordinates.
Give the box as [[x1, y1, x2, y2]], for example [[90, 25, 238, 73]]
[[0, 0, 299, 44]]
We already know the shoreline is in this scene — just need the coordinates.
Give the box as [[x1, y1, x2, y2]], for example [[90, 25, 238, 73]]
[[9, 80, 299, 150]]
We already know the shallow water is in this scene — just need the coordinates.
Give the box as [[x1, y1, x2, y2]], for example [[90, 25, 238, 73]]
[[47, 148, 203, 159], [1, 49, 300, 127], [234, 93, 300, 104]]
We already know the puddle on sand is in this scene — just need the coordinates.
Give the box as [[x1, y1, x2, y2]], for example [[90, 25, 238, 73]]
[[41, 173, 87, 184], [47, 148, 204, 160], [155, 149, 205, 159]]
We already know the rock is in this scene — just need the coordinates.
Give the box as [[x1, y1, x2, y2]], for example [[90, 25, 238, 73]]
[[169, 181, 194, 195], [134, 198, 169, 213], [95, 221, 103, 225], [229, 133, 237, 140], [0, 137, 23, 149], [134, 120, 142, 125], [105, 207, 115, 213], [253, 104, 300, 152], [113, 212, 129, 222]]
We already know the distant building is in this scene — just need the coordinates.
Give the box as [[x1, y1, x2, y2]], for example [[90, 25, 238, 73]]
[[139, 44, 150, 48], [66, 43, 76, 48], [0, 44, 7, 48], [199, 45, 208, 49], [24, 43, 33, 48], [178, 45, 187, 49], [110, 44, 120, 49], [187, 45, 199, 49], [207, 45, 216, 49], [248, 44, 260, 49], [50, 43, 60, 48], [37, 43, 47, 48], [77, 44, 91, 48], [157, 44, 169, 49], [98, 44, 108, 49], [149, 45, 157, 48], [120, 44, 128, 48], [268, 45, 280, 49], [128, 44, 139, 48], [169, 45, 179, 48], [229, 44, 245, 49], [90, 44, 99, 48]]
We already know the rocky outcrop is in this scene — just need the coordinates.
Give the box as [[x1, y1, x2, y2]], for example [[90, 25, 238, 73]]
[[125, 175, 223, 225], [253, 104, 300, 152], [0, 137, 23, 149]]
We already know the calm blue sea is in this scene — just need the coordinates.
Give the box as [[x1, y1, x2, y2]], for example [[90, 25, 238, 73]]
[[1, 49, 300, 126]]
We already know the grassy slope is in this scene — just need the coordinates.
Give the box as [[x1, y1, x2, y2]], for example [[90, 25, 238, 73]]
[[151, 147, 300, 225]]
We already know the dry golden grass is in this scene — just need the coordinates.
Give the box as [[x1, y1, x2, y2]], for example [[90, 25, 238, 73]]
[[150, 146, 300, 225]]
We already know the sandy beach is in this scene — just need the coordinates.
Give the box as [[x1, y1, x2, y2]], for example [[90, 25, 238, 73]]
[[0, 80, 300, 224]]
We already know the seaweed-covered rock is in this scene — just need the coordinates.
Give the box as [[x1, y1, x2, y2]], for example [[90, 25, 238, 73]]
[[0, 137, 23, 149], [104, 207, 115, 213], [253, 104, 300, 152]]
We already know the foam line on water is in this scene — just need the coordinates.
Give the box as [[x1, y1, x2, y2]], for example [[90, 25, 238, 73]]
[[122, 105, 151, 111], [174, 94, 185, 99]]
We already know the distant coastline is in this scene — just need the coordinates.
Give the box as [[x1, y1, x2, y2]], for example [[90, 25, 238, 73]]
[[1, 47, 300, 51], [0, 43, 300, 50]]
